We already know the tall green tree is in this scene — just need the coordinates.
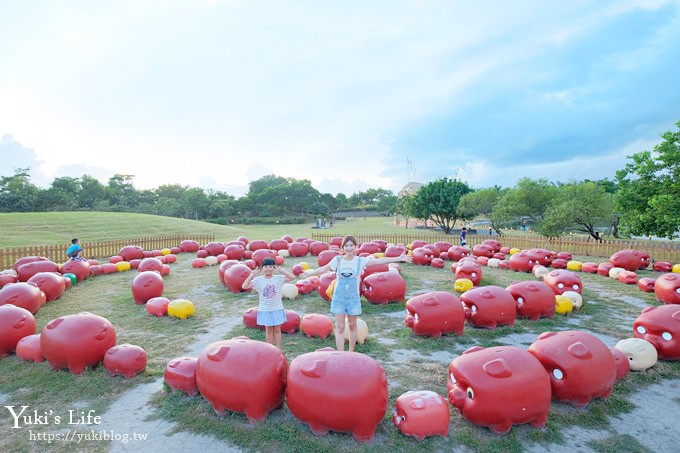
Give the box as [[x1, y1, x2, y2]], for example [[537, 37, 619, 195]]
[[492, 178, 557, 227], [539, 181, 615, 239], [458, 186, 507, 235], [35, 176, 81, 211], [79, 175, 107, 209], [405, 177, 473, 234], [616, 120, 680, 239], [0, 168, 40, 212]]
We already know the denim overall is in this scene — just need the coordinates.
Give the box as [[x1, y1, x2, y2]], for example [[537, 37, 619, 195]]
[[330, 257, 362, 315]]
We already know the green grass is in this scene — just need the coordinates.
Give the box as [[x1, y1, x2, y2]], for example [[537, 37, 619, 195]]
[[1, 212, 679, 452]]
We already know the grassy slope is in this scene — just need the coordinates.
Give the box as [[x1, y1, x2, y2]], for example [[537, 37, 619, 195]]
[[0, 212, 419, 248]]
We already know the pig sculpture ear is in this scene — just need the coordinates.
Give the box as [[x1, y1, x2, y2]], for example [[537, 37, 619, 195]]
[[301, 359, 328, 378], [483, 358, 512, 378], [567, 342, 592, 360]]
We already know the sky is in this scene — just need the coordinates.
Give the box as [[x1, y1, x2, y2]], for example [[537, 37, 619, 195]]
[[1, 0, 679, 197]]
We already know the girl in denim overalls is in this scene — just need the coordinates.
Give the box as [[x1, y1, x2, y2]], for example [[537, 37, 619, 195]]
[[302, 235, 412, 352]]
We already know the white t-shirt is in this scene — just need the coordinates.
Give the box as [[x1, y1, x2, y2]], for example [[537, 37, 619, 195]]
[[329, 256, 368, 291], [251, 275, 285, 312]]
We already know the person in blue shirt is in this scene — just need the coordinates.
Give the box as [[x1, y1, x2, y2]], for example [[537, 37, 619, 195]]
[[460, 227, 467, 247], [67, 238, 84, 260]]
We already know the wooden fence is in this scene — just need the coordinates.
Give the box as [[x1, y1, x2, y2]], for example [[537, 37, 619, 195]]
[[0, 234, 215, 270], [311, 233, 680, 263]]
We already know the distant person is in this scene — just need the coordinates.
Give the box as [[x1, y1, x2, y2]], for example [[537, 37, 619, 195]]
[[489, 226, 493, 235], [460, 227, 467, 247], [302, 235, 411, 352], [241, 257, 295, 349], [67, 238, 84, 260], [521, 218, 527, 231]]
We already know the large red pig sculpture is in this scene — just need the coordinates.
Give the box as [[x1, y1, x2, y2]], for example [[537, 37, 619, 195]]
[[411, 247, 434, 266], [164, 356, 199, 396], [460, 286, 516, 329], [223, 264, 252, 293], [0, 304, 36, 357], [447, 245, 470, 261], [528, 330, 617, 407], [288, 242, 309, 257], [633, 304, 680, 360], [653, 273, 680, 305], [362, 271, 406, 304], [454, 258, 482, 286], [60, 259, 90, 282], [447, 346, 551, 434], [40, 312, 117, 375], [528, 249, 556, 267], [17, 260, 59, 282], [179, 240, 200, 253], [301, 314, 333, 339], [27, 272, 66, 302], [506, 281, 556, 320], [404, 291, 465, 337], [609, 249, 651, 271], [542, 269, 582, 295], [0, 282, 45, 314], [119, 245, 145, 261], [196, 337, 287, 423], [131, 271, 164, 305], [393, 390, 449, 441], [472, 244, 495, 258], [286, 348, 388, 442]]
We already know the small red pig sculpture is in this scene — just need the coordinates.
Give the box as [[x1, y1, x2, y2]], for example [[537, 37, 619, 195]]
[[164, 356, 199, 396], [454, 258, 482, 286], [460, 286, 516, 329], [131, 271, 164, 305], [362, 271, 406, 304], [542, 269, 582, 295], [393, 390, 449, 441], [506, 281, 556, 320], [0, 304, 36, 357], [103, 344, 147, 378]]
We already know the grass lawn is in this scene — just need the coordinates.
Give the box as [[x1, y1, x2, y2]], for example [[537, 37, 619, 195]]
[[0, 213, 679, 452]]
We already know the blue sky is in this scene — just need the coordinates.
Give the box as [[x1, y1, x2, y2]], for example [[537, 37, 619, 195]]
[[1, 0, 679, 197]]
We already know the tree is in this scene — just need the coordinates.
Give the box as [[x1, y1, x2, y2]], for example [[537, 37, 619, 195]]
[[405, 177, 473, 234], [35, 176, 81, 211], [616, 120, 680, 239], [492, 178, 557, 227], [107, 174, 138, 210], [78, 175, 107, 209], [538, 181, 615, 240], [0, 168, 40, 212], [458, 186, 507, 235]]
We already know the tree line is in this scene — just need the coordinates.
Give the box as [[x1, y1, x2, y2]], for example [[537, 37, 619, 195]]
[[2, 121, 678, 239]]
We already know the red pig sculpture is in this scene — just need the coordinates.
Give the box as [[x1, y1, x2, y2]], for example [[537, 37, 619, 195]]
[[281, 310, 301, 334], [196, 337, 287, 423], [393, 390, 449, 441], [317, 250, 340, 267], [317, 272, 337, 302], [286, 348, 388, 442], [447, 245, 470, 261], [404, 291, 465, 337], [0, 304, 36, 357], [252, 249, 277, 266], [301, 314, 334, 339], [295, 279, 314, 295], [362, 271, 406, 304], [60, 259, 90, 282], [40, 312, 117, 375], [17, 260, 59, 282], [28, 272, 66, 302], [224, 244, 246, 260], [16, 333, 44, 362], [131, 271, 164, 305], [164, 356, 199, 396], [528, 248, 556, 267], [103, 344, 147, 378], [509, 251, 539, 273], [506, 281, 556, 320], [411, 247, 434, 265], [581, 262, 599, 273], [542, 269, 583, 295], [179, 240, 200, 253], [0, 282, 45, 314], [609, 249, 650, 271], [637, 277, 656, 293], [224, 264, 252, 293], [288, 242, 309, 257], [309, 241, 329, 256], [454, 258, 482, 286], [472, 244, 495, 258], [146, 297, 170, 317], [460, 286, 516, 329], [633, 304, 680, 360], [447, 346, 551, 434], [609, 347, 630, 381], [481, 239, 502, 252], [528, 330, 617, 407], [119, 245, 144, 261], [653, 261, 673, 272], [653, 273, 680, 305], [138, 257, 163, 273]]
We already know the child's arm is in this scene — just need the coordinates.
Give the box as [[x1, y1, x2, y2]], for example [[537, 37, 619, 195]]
[[365, 253, 412, 267], [241, 268, 261, 290], [276, 265, 296, 282]]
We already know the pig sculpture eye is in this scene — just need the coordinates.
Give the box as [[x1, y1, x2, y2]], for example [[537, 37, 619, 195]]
[[572, 284, 579, 290], [414, 313, 419, 321], [552, 369, 564, 380], [471, 305, 477, 313], [557, 283, 564, 289], [636, 326, 647, 334], [466, 387, 475, 399], [449, 373, 456, 384], [662, 332, 672, 341], [471, 272, 477, 278], [517, 297, 524, 305]]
